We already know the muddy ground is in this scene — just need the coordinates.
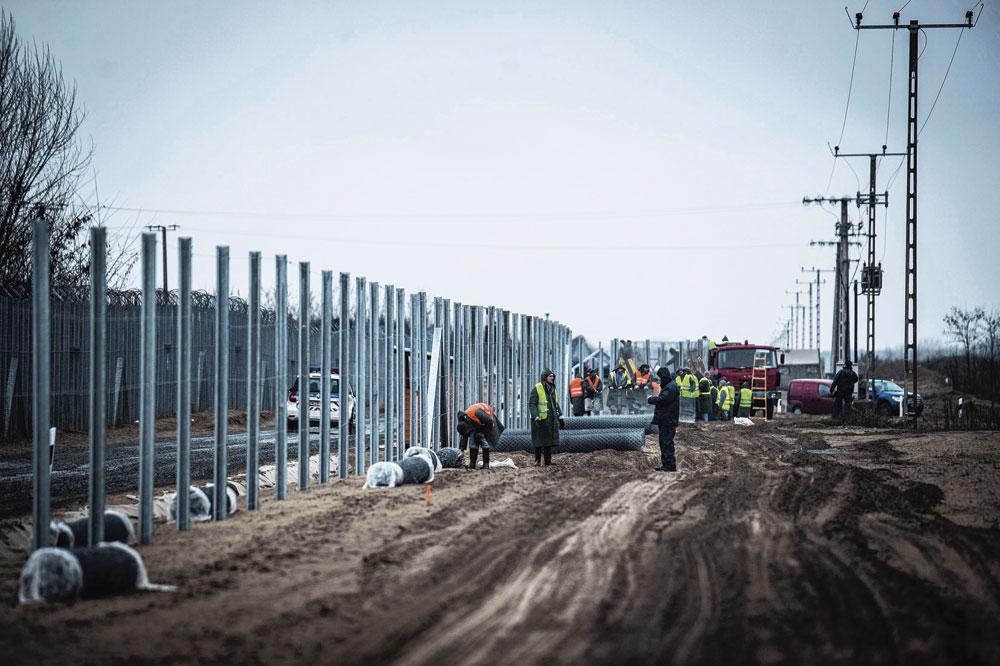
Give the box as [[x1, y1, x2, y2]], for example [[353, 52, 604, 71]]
[[1, 418, 999, 665]]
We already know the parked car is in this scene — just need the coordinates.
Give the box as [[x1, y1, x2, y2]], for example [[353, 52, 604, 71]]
[[860, 379, 924, 417], [287, 369, 355, 431], [786, 378, 834, 415]]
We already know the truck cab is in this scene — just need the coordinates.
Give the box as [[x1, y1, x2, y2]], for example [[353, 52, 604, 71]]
[[708, 342, 784, 418]]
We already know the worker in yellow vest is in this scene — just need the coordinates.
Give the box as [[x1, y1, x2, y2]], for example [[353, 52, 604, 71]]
[[718, 379, 734, 420], [529, 369, 564, 467], [675, 367, 698, 400], [738, 381, 753, 418]]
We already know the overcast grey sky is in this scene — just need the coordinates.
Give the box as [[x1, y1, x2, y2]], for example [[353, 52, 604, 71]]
[[6, 0, 999, 351]]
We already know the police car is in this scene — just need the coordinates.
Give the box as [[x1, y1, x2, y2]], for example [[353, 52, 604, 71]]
[[286, 368, 355, 432]]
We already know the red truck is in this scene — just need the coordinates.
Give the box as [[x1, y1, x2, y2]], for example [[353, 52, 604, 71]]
[[707, 341, 785, 418]]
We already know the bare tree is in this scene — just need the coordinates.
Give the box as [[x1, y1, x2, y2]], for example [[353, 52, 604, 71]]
[[981, 310, 1000, 405], [0, 10, 96, 288], [943, 306, 985, 390]]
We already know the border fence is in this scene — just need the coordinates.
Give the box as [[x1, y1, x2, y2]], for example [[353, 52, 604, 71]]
[[17, 219, 575, 551]]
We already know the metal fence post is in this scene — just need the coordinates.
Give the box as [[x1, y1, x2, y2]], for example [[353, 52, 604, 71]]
[[338, 272, 350, 478], [369, 281, 379, 467], [451, 302, 461, 439], [275, 256, 288, 500], [139, 232, 157, 541], [320, 271, 332, 483], [87, 226, 107, 545], [247, 251, 262, 507], [213, 245, 229, 521], [355, 276, 367, 475], [384, 285, 394, 461], [409, 293, 420, 446], [176, 237, 192, 529], [31, 216, 50, 551], [441, 297, 451, 447], [396, 288, 406, 457], [298, 262, 310, 491]]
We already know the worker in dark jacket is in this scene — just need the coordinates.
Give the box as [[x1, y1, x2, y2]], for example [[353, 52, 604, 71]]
[[697, 375, 713, 423], [456, 402, 505, 470], [528, 369, 564, 466], [831, 360, 859, 419], [648, 366, 679, 472]]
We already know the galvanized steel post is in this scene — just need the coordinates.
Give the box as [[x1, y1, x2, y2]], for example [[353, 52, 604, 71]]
[[298, 262, 310, 491], [247, 252, 262, 508], [176, 237, 192, 529], [320, 271, 332, 483], [139, 233, 157, 541], [88, 226, 107, 545], [384, 285, 395, 461], [31, 216, 51, 551], [213, 245, 229, 521], [442, 297, 451, 446], [274, 256, 289, 499], [338, 272, 350, 479], [369, 282, 380, 466], [396, 288, 405, 457], [355, 276, 367, 475]]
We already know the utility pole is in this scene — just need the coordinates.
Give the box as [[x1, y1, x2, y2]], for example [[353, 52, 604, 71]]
[[786, 289, 806, 349], [853, 6, 978, 425], [803, 197, 861, 370], [800, 267, 829, 352], [785, 304, 796, 348], [795, 279, 815, 349], [832, 147, 904, 379], [145, 224, 180, 293]]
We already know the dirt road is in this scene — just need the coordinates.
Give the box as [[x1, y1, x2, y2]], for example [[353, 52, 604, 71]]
[[2, 419, 999, 664]]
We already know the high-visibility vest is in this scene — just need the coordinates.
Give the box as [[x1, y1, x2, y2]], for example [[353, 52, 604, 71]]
[[464, 402, 494, 426], [676, 374, 698, 398], [720, 386, 734, 410], [535, 382, 559, 420], [739, 388, 752, 408], [569, 377, 585, 398], [699, 378, 712, 396], [586, 376, 601, 392], [635, 371, 651, 388]]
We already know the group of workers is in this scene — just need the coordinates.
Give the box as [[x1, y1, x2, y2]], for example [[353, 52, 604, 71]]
[[672, 367, 755, 421], [454, 363, 761, 476], [457, 369, 563, 470]]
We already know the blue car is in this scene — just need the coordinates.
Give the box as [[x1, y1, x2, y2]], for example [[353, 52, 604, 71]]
[[862, 379, 924, 417]]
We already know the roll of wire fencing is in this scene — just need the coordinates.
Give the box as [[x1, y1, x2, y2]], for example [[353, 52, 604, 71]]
[[495, 428, 646, 454], [561, 414, 656, 432]]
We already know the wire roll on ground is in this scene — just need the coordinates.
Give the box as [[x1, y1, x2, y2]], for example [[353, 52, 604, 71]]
[[495, 428, 646, 453], [562, 415, 656, 433]]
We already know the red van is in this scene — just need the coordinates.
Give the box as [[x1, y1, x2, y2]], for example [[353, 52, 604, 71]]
[[786, 379, 834, 415]]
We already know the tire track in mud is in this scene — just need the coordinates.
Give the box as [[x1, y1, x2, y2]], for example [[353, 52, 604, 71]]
[[396, 476, 677, 665], [3, 422, 1000, 665]]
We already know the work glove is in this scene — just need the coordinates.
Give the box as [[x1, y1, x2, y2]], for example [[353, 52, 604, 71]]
[[558, 418, 566, 429]]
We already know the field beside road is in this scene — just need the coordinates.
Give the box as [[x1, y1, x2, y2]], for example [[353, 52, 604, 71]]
[[2, 418, 999, 665]]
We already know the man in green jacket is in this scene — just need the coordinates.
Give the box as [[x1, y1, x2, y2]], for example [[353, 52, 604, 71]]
[[529, 369, 564, 467]]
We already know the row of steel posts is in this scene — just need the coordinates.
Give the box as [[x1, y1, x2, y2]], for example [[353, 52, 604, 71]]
[[29, 221, 572, 550]]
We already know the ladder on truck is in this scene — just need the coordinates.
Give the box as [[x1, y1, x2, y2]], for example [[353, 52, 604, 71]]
[[751, 351, 769, 420]]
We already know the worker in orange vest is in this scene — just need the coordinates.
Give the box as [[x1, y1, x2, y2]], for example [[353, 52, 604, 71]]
[[584, 368, 603, 415], [569, 369, 587, 417], [632, 363, 653, 414], [456, 402, 505, 470]]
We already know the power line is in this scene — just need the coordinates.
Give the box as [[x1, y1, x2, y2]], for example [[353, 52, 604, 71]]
[[825, 29, 862, 194], [884, 29, 896, 148], [124, 224, 812, 254], [85, 201, 801, 222], [919, 27, 965, 135]]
